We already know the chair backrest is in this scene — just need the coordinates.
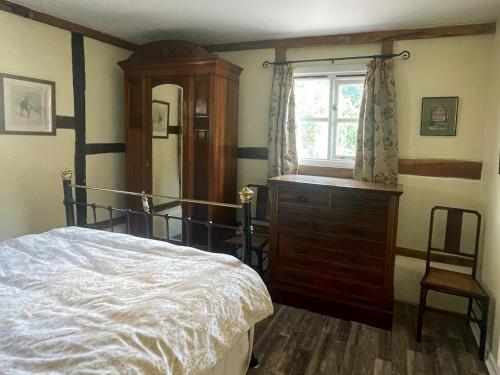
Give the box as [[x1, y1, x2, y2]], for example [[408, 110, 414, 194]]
[[247, 184, 269, 222], [426, 206, 481, 277]]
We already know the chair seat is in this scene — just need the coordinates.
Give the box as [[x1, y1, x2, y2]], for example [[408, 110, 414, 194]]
[[225, 232, 269, 249], [421, 268, 487, 298]]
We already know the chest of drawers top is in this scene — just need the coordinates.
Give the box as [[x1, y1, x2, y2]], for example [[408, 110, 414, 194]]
[[269, 174, 403, 195]]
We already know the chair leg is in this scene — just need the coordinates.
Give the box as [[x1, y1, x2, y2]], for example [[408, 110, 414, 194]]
[[416, 286, 428, 342], [466, 297, 473, 324], [479, 298, 490, 361]]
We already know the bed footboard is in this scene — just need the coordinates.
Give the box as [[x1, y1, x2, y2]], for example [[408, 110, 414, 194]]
[[61, 169, 256, 272]]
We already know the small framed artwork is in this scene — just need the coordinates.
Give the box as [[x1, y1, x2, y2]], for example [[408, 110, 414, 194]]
[[0, 73, 56, 135], [420, 97, 459, 136], [152, 100, 170, 138]]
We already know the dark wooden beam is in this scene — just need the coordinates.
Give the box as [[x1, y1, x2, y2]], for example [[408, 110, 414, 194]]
[[0, 0, 137, 51], [237, 147, 268, 160], [398, 158, 483, 180], [152, 201, 181, 212], [239, 145, 483, 180], [72, 32, 87, 226], [300, 158, 482, 180], [85, 215, 126, 230], [56, 115, 75, 129], [85, 143, 125, 155], [206, 23, 496, 52], [275, 47, 286, 62], [396, 246, 473, 268], [381, 40, 394, 54]]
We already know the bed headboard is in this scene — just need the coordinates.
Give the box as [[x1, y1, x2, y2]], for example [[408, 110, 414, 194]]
[[61, 168, 255, 269]]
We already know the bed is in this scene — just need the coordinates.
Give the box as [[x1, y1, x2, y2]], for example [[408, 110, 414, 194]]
[[0, 171, 273, 374]]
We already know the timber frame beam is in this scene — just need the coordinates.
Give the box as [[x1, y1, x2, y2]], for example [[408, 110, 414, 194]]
[[0, 0, 137, 51], [0, 1, 494, 54], [205, 23, 496, 52]]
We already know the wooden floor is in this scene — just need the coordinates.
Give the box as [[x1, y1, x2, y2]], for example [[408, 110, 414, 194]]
[[249, 302, 487, 375]]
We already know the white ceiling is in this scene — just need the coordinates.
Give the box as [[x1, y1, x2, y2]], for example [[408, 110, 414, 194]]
[[10, 0, 500, 46]]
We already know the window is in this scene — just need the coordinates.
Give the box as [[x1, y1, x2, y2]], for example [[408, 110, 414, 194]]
[[294, 70, 365, 166]]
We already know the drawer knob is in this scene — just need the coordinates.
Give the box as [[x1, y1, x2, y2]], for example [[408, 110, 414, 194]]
[[296, 194, 309, 203]]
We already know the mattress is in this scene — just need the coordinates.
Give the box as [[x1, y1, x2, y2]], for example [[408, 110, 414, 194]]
[[0, 227, 273, 375]]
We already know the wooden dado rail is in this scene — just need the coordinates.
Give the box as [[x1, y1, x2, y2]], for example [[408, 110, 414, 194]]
[[396, 247, 473, 268], [299, 158, 483, 180]]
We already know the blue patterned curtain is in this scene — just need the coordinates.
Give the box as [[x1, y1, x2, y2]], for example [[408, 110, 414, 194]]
[[354, 59, 399, 184], [267, 65, 298, 177]]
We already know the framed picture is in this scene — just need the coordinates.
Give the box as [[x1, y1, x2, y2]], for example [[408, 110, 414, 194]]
[[152, 100, 170, 138], [0, 73, 56, 135], [420, 97, 458, 136]]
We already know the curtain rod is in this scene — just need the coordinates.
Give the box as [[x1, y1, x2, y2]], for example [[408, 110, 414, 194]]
[[262, 50, 410, 68]]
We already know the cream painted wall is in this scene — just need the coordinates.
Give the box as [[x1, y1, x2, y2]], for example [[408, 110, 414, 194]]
[[479, 18, 500, 366], [395, 36, 492, 160], [0, 13, 131, 238], [218, 35, 493, 312], [84, 37, 129, 144], [0, 12, 74, 239], [84, 37, 130, 222]]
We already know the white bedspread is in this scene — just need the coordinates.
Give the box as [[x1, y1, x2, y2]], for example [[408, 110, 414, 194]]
[[0, 227, 273, 375]]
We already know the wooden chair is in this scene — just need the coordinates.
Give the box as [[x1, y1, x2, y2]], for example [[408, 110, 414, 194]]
[[416, 206, 489, 360], [225, 184, 269, 277]]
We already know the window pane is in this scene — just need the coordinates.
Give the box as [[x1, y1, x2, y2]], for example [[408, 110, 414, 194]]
[[338, 82, 363, 119], [294, 78, 329, 118], [297, 120, 329, 159], [336, 122, 357, 158]]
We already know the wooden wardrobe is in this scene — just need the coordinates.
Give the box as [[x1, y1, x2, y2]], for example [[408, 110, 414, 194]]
[[119, 41, 242, 237]]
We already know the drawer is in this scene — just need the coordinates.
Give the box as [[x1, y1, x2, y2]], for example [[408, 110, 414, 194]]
[[273, 263, 386, 303], [279, 208, 387, 241], [329, 207, 388, 226], [332, 188, 388, 213], [279, 228, 387, 256], [276, 252, 384, 285], [278, 237, 385, 270], [278, 184, 329, 209]]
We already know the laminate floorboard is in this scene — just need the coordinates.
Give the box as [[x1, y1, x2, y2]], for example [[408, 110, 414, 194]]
[[249, 302, 487, 375]]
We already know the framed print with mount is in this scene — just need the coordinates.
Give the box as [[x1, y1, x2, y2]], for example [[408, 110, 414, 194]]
[[420, 96, 458, 136], [152, 100, 170, 138], [0, 73, 56, 135]]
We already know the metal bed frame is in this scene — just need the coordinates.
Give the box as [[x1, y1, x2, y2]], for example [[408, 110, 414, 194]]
[[61, 168, 256, 271]]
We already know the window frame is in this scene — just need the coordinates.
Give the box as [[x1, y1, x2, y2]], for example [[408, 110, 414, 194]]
[[294, 65, 366, 168]]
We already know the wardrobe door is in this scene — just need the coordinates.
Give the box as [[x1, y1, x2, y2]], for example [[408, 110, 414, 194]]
[[188, 75, 211, 245], [124, 77, 152, 234]]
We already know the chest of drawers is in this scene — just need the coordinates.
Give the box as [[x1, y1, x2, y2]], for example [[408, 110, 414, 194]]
[[268, 174, 403, 329]]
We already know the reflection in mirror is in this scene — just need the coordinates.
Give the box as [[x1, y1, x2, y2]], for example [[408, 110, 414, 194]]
[[152, 83, 183, 242]]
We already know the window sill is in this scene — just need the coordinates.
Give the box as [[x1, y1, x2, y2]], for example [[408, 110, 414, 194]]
[[299, 159, 354, 169], [298, 164, 354, 179]]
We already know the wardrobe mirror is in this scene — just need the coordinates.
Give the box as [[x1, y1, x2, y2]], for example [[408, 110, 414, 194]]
[[152, 83, 183, 241]]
